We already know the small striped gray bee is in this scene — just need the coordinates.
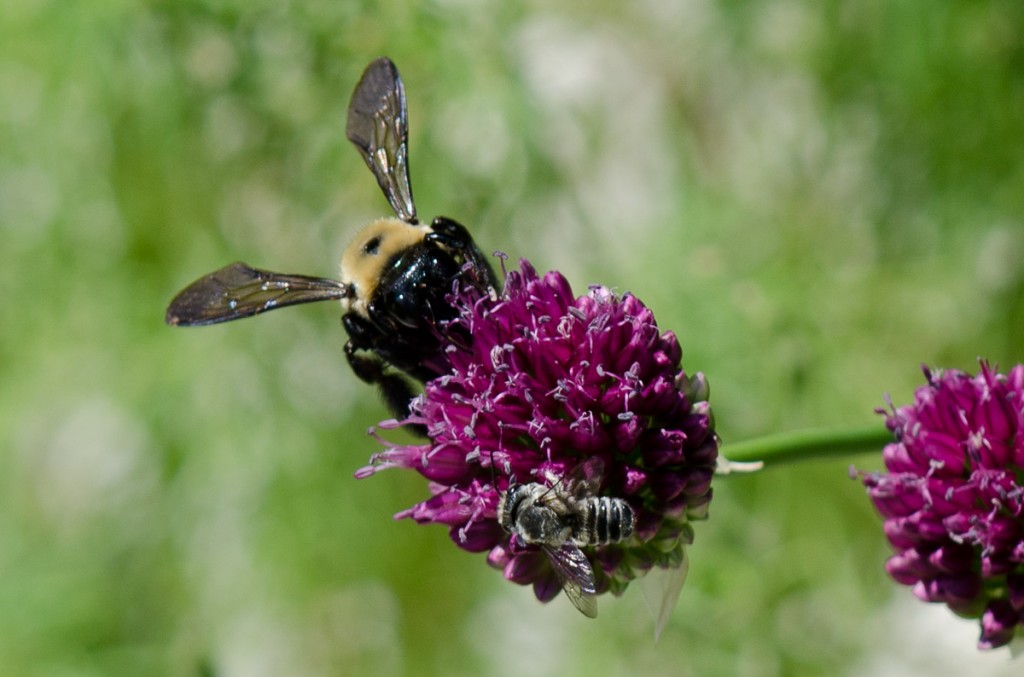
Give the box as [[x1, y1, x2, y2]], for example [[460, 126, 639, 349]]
[[497, 456, 635, 617]]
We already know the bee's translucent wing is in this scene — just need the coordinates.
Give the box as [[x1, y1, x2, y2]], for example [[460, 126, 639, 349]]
[[346, 57, 417, 224], [544, 456, 604, 500], [166, 262, 347, 326], [544, 543, 598, 619], [573, 456, 606, 496], [639, 549, 690, 641]]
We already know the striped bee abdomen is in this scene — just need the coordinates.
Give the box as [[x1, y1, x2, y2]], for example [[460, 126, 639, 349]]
[[575, 496, 635, 546]]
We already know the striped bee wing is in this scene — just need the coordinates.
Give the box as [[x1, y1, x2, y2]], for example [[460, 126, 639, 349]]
[[544, 543, 598, 619]]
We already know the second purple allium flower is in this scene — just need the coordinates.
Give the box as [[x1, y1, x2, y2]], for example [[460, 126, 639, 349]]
[[859, 363, 1024, 650], [357, 257, 718, 618]]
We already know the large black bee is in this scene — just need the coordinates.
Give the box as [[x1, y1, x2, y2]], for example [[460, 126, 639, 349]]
[[166, 58, 497, 420], [498, 457, 636, 618]]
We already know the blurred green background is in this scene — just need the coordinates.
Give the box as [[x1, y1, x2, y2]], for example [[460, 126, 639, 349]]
[[2, 1, 1022, 675]]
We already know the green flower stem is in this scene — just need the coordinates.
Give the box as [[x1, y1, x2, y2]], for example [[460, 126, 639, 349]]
[[721, 423, 893, 468]]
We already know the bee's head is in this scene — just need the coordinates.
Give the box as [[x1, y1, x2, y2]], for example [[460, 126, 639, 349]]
[[339, 217, 430, 314]]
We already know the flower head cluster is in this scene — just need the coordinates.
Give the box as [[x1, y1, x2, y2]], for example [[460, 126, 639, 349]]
[[859, 363, 1024, 650], [357, 258, 718, 607]]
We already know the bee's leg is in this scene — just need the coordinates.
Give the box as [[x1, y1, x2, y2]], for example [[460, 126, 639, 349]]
[[343, 337, 422, 425], [342, 314, 423, 430], [428, 216, 499, 291]]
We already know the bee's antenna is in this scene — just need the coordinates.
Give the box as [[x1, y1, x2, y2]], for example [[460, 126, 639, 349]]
[[489, 423, 516, 490], [487, 447, 497, 491]]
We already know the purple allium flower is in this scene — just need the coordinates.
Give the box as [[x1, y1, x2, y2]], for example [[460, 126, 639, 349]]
[[357, 258, 718, 611], [858, 362, 1024, 650]]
